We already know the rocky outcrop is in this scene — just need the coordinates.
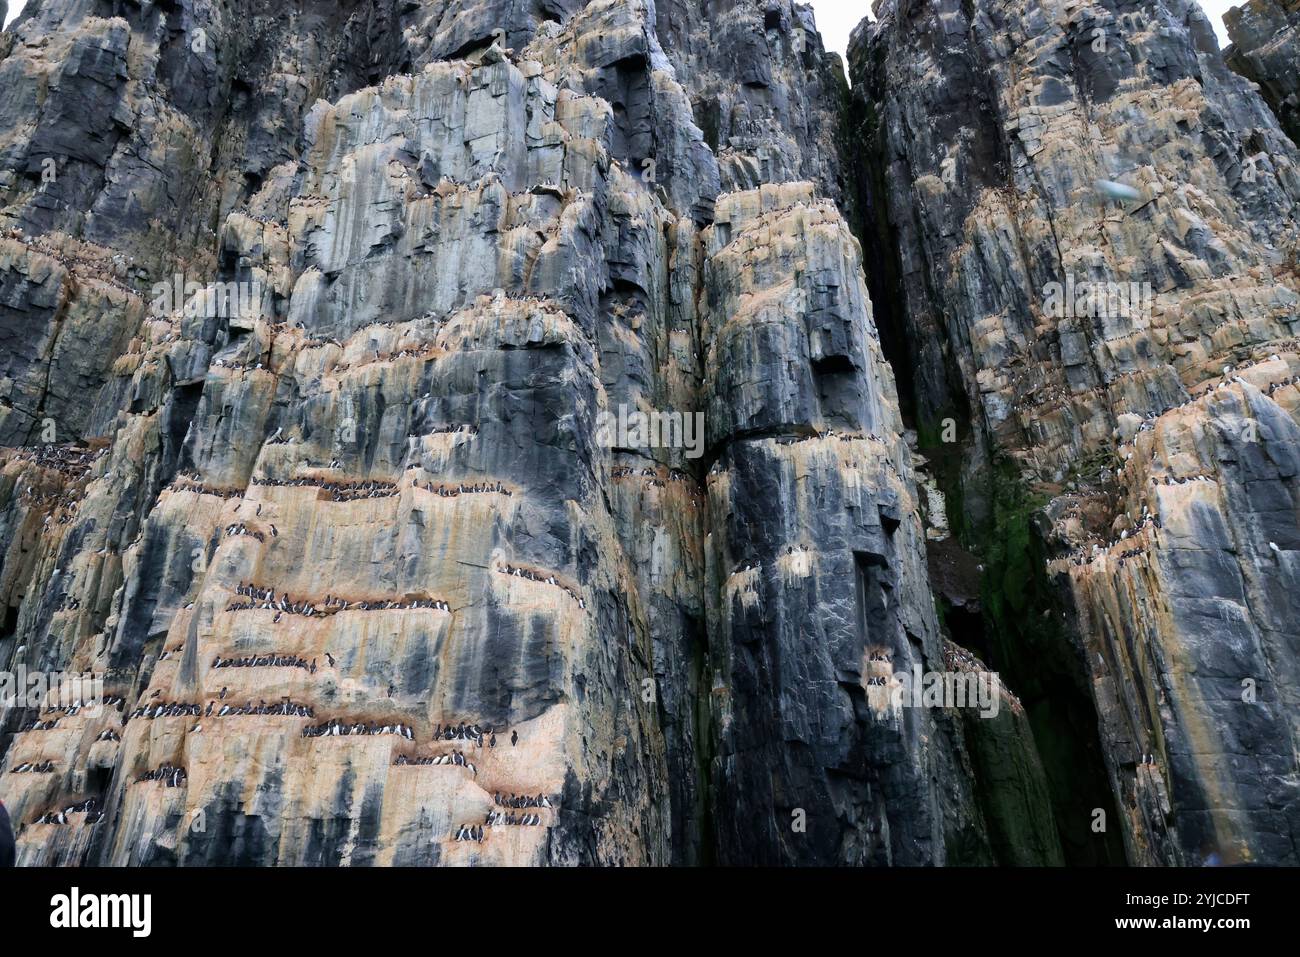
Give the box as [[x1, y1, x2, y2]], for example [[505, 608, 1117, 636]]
[[699, 183, 962, 865], [852, 0, 1300, 865], [1225, 0, 1300, 143], [20, 0, 1293, 870], [0, 0, 1068, 866], [0, 0, 694, 868], [653, 0, 852, 206]]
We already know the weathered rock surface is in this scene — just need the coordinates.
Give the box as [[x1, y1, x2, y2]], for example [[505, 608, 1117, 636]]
[[23, 0, 1291, 870], [1225, 0, 1300, 143], [653, 0, 852, 206], [852, 0, 1300, 865], [0, 0, 1064, 866]]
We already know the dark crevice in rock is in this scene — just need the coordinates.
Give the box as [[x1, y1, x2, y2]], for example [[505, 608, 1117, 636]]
[[844, 4, 1132, 866]]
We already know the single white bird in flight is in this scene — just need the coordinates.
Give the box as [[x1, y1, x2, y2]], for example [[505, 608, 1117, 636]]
[[1095, 179, 1141, 201]]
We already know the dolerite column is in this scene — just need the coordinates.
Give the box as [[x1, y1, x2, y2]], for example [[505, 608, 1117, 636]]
[[700, 183, 952, 865]]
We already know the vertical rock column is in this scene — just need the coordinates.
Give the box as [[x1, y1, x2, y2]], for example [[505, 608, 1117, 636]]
[[698, 183, 957, 865]]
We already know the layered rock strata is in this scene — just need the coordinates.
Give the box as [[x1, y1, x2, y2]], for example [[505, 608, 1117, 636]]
[[0, 0, 1060, 866]]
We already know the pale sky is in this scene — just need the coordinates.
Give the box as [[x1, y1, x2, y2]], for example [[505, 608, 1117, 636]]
[[0, 1, 1244, 64], [807, 0, 1236, 61]]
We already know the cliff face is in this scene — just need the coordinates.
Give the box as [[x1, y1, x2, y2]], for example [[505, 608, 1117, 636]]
[[3, 0, 1296, 869], [0, 0, 1065, 866], [851, 0, 1300, 865], [1225, 0, 1300, 143]]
